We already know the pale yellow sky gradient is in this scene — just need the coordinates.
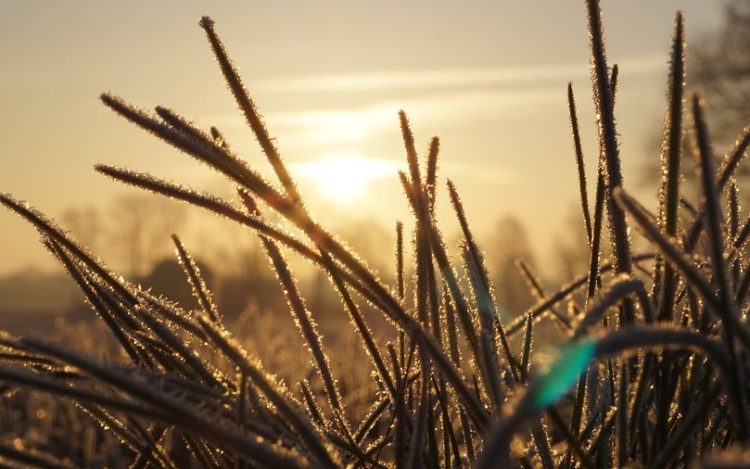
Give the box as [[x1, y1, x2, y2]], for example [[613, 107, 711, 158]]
[[0, 1, 727, 276]]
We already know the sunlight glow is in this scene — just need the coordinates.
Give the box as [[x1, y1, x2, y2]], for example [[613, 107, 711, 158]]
[[293, 155, 399, 202]]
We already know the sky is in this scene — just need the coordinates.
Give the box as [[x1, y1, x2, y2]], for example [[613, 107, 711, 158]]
[[0, 1, 728, 277]]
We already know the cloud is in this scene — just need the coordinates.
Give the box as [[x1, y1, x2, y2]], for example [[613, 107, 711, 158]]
[[440, 161, 514, 186], [265, 86, 564, 146], [204, 53, 668, 148], [288, 155, 513, 189], [253, 54, 666, 94]]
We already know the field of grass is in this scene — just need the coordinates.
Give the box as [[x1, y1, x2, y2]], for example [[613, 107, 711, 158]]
[[1, 0, 750, 467]]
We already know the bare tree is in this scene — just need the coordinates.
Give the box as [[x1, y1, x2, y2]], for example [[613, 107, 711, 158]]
[[107, 194, 187, 278], [60, 206, 106, 254], [59, 196, 187, 278], [692, 0, 750, 147], [641, 1, 750, 190], [485, 215, 537, 318], [553, 204, 594, 283]]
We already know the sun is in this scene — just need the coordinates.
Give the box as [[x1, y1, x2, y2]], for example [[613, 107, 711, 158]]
[[294, 155, 398, 203]]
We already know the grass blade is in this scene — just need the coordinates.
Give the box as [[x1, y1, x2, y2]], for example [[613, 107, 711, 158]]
[[586, 0, 632, 278], [568, 83, 593, 244], [657, 12, 686, 321], [198, 17, 302, 205]]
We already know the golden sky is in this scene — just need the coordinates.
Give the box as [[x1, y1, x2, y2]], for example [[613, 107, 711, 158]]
[[0, 1, 725, 276]]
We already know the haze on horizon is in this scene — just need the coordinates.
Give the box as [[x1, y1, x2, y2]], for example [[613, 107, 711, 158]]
[[0, 1, 726, 277]]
